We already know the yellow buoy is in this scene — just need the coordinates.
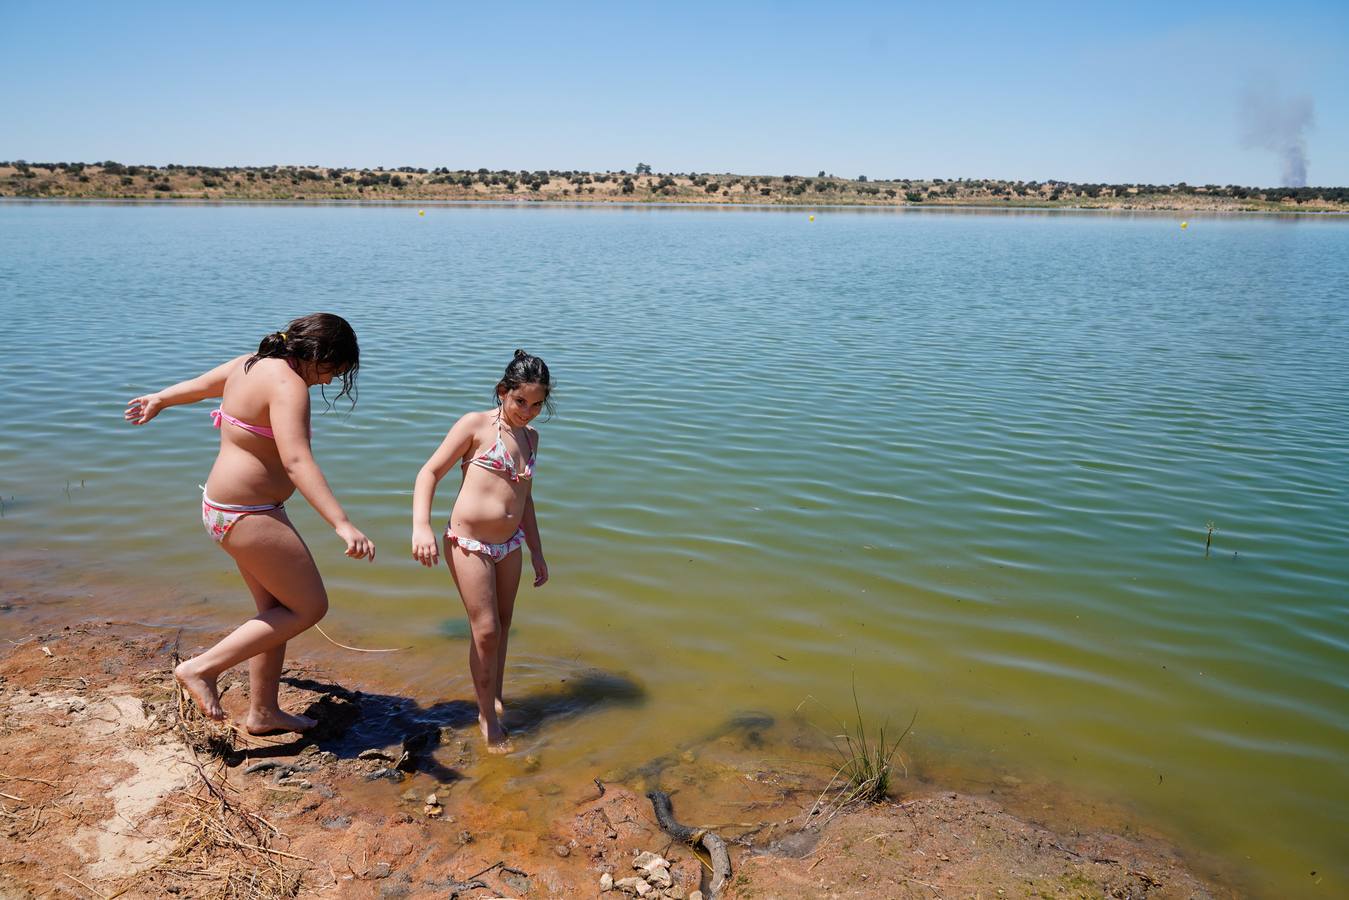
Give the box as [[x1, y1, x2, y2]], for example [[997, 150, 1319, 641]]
[[1180, 221, 1188, 229], [808, 214, 815, 222], [418, 209, 425, 216]]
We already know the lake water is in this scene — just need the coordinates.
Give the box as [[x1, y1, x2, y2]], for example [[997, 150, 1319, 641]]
[[2, 202, 1346, 896]]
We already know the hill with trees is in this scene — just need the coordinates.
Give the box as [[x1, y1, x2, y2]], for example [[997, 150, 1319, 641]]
[[3, 161, 1346, 212]]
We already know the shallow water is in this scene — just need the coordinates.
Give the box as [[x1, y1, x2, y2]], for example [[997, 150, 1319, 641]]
[[2, 201, 1347, 896]]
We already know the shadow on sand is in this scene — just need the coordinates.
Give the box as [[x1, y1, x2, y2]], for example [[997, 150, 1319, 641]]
[[229, 668, 644, 782]]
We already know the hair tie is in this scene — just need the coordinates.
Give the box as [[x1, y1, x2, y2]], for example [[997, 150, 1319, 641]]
[[279, 332, 288, 342]]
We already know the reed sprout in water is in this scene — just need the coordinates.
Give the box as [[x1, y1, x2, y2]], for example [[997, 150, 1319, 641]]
[[1204, 521, 1217, 558], [801, 678, 916, 820]]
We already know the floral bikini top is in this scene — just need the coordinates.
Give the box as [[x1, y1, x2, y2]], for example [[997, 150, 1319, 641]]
[[464, 415, 535, 482]]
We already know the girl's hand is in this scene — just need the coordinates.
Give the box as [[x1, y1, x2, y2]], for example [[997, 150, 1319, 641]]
[[532, 555, 549, 587], [411, 526, 440, 567], [125, 393, 165, 425], [336, 522, 375, 561]]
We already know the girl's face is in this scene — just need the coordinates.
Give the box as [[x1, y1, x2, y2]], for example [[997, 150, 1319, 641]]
[[500, 383, 548, 427]]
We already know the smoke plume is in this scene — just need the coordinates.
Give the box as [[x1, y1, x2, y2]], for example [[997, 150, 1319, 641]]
[[1241, 86, 1315, 187]]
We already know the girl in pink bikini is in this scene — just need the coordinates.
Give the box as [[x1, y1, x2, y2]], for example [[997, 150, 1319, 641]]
[[125, 313, 374, 734], [411, 350, 552, 753]]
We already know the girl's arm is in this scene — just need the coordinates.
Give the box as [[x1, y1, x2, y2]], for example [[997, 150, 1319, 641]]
[[411, 413, 478, 567], [124, 354, 249, 425], [521, 491, 548, 587], [269, 370, 375, 561]]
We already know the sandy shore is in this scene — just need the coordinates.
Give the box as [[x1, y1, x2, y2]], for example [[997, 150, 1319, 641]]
[[0, 592, 1241, 900]]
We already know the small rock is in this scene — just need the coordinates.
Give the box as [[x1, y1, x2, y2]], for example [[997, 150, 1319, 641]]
[[384, 836, 414, 857], [317, 751, 338, 765], [457, 829, 474, 845], [315, 784, 337, 799], [689, 892, 704, 900], [680, 750, 696, 763], [553, 843, 570, 857], [425, 793, 439, 806], [244, 761, 281, 775], [297, 780, 313, 790], [615, 876, 649, 896], [365, 767, 404, 783], [359, 748, 395, 762], [400, 788, 418, 802], [370, 862, 391, 879], [632, 851, 669, 871], [633, 851, 672, 888], [321, 815, 352, 830], [423, 805, 443, 817], [500, 870, 531, 894], [523, 754, 541, 772], [599, 872, 614, 892]]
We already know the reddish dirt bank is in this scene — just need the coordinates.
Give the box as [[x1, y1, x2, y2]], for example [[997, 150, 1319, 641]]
[[0, 617, 1239, 900]]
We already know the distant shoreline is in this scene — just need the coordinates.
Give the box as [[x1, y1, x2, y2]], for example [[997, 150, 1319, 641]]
[[5, 161, 1347, 214], [6, 196, 1349, 219]]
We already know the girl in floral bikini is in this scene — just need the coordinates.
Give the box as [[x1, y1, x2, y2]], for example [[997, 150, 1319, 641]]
[[411, 350, 552, 753], [125, 313, 374, 733]]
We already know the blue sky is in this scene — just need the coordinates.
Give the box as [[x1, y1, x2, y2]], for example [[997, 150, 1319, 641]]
[[3, 1, 1346, 186]]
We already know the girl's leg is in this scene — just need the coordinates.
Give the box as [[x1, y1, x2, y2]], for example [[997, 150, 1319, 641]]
[[445, 543, 511, 752], [236, 565, 317, 734], [492, 549, 525, 717], [174, 510, 328, 723]]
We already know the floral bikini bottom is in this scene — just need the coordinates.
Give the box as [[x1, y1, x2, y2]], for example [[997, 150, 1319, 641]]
[[202, 491, 283, 543], [444, 526, 525, 562]]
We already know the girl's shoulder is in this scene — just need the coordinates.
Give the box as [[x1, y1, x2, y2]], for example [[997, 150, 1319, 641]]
[[245, 356, 302, 383], [452, 409, 494, 432], [225, 356, 295, 399]]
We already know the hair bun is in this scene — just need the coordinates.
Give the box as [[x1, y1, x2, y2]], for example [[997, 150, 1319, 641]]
[[513, 348, 529, 360]]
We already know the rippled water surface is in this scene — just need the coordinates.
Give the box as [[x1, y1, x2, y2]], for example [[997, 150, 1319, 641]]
[[2, 202, 1347, 895]]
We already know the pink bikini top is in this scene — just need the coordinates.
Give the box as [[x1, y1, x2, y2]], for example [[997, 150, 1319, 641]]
[[211, 408, 276, 440], [464, 416, 535, 482]]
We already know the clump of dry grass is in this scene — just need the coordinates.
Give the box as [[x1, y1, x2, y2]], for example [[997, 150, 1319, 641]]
[[125, 666, 304, 899], [151, 783, 303, 899]]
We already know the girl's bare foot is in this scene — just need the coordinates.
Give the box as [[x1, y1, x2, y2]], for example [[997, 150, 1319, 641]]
[[245, 709, 317, 735], [479, 714, 514, 755], [174, 660, 224, 721]]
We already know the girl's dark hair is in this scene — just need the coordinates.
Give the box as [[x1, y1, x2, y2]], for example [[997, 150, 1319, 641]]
[[495, 349, 555, 417], [245, 312, 360, 405]]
